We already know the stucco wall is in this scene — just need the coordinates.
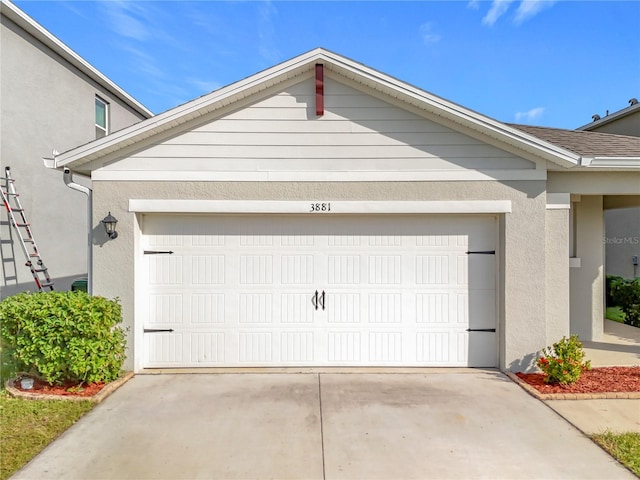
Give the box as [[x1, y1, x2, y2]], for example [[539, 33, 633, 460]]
[[545, 208, 570, 341], [0, 14, 146, 297], [92, 179, 551, 371], [570, 195, 604, 341]]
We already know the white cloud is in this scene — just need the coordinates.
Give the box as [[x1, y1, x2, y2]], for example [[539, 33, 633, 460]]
[[467, 0, 481, 10], [514, 0, 556, 25], [515, 107, 545, 123], [420, 23, 442, 46], [482, 0, 515, 26], [101, 1, 151, 41], [481, 0, 555, 26]]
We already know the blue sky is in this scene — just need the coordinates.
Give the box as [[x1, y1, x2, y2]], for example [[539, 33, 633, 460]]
[[15, 0, 640, 129]]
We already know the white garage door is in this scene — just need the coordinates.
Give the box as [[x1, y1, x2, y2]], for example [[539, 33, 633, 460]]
[[140, 214, 496, 368]]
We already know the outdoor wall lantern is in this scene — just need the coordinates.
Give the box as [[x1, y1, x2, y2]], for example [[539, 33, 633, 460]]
[[101, 212, 118, 239]]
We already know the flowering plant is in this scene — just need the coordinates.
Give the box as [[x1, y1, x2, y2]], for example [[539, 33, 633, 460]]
[[536, 335, 591, 385]]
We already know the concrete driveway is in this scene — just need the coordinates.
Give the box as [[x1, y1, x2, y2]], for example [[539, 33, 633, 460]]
[[13, 371, 635, 480]]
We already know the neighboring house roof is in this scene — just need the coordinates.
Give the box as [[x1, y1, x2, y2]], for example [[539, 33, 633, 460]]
[[54, 48, 584, 172], [577, 99, 640, 131], [509, 124, 640, 157], [1, 0, 153, 119]]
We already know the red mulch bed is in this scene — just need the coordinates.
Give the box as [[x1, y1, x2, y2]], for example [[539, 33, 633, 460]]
[[517, 366, 640, 394], [15, 377, 106, 397]]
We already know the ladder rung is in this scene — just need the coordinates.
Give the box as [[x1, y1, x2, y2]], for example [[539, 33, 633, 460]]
[[40, 282, 54, 287], [28, 253, 41, 257], [15, 223, 30, 227], [34, 268, 48, 273]]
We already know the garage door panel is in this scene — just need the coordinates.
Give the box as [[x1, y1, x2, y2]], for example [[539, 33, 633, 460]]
[[281, 293, 315, 323], [281, 255, 314, 284], [467, 255, 496, 289], [190, 333, 225, 363], [238, 293, 273, 324], [328, 331, 362, 362], [239, 332, 273, 363], [327, 292, 361, 323], [191, 293, 225, 324], [467, 332, 497, 367], [146, 333, 183, 365], [148, 255, 183, 285], [149, 294, 183, 325], [281, 331, 315, 362], [141, 214, 497, 368], [369, 331, 403, 362], [468, 292, 497, 330], [368, 293, 402, 323]]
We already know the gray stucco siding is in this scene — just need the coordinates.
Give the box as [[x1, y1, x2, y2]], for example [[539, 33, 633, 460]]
[[0, 13, 146, 296]]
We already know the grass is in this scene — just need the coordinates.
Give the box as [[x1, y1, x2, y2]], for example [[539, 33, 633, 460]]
[[592, 432, 640, 477], [606, 306, 626, 324], [0, 393, 94, 480]]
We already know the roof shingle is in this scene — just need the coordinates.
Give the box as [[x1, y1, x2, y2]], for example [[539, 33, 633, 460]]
[[508, 124, 640, 158]]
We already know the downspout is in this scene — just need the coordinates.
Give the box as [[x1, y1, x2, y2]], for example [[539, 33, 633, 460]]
[[63, 168, 93, 295]]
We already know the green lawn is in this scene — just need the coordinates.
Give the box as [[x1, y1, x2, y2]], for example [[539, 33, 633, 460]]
[[0, 393, 94, 480], [592, 432, 640, 477], [606, 306, 626, 323]]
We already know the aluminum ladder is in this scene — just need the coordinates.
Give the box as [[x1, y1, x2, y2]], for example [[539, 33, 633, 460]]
[[1, 166, 54, 291]]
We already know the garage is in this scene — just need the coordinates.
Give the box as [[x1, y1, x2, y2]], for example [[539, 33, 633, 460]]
[[140, 213, 497, 368]]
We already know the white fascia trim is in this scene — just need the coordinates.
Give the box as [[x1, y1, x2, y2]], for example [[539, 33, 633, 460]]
[[1, 0, 152, 118], [93, 169, 546, 182], [129, 199, 512, 214], [546, 193, 571, 210], [581, 157, 640, 168]]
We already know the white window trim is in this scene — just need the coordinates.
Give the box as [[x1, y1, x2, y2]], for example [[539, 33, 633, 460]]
[[95, 96, 109, 137]]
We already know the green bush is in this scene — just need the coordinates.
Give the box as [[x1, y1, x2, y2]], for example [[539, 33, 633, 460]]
[[610, 278, 640, 327], [606, 275, 624, 307], [0, 291, 126, 385], [536, 335, 590, 385]]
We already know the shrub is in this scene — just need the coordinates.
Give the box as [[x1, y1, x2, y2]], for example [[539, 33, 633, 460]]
[[536, 335, 590, 385], [0, 291, 126, 385], [606, 275, 624, 307], [610, 278, 640, 327]]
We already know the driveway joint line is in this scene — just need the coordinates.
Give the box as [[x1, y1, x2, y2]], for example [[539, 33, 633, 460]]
[[318, 373, 326, 480]]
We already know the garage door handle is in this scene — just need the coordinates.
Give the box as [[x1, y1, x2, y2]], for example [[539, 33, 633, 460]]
[[311, 290, 319, 310], [144, 328, 175, 333], [319, 290, 325, 311], [466, 328, 496, 332]]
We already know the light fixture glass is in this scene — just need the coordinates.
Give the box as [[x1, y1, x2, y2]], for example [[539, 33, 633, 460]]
[[101, 212, 118, 239]]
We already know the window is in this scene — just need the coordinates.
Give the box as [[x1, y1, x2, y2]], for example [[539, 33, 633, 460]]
[[95, 96, 109, 138]]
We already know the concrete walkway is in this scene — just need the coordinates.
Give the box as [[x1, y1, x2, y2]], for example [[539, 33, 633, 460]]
[[12, 371, 635, 480], [546, 320, 640, 436], [583, 319, 640, 367]]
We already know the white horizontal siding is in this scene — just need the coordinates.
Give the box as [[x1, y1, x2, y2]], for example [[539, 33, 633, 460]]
[[106, 77, 535, 174]]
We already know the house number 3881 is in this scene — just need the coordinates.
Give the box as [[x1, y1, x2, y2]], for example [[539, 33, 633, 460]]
[[310, 202, 331, 212]]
